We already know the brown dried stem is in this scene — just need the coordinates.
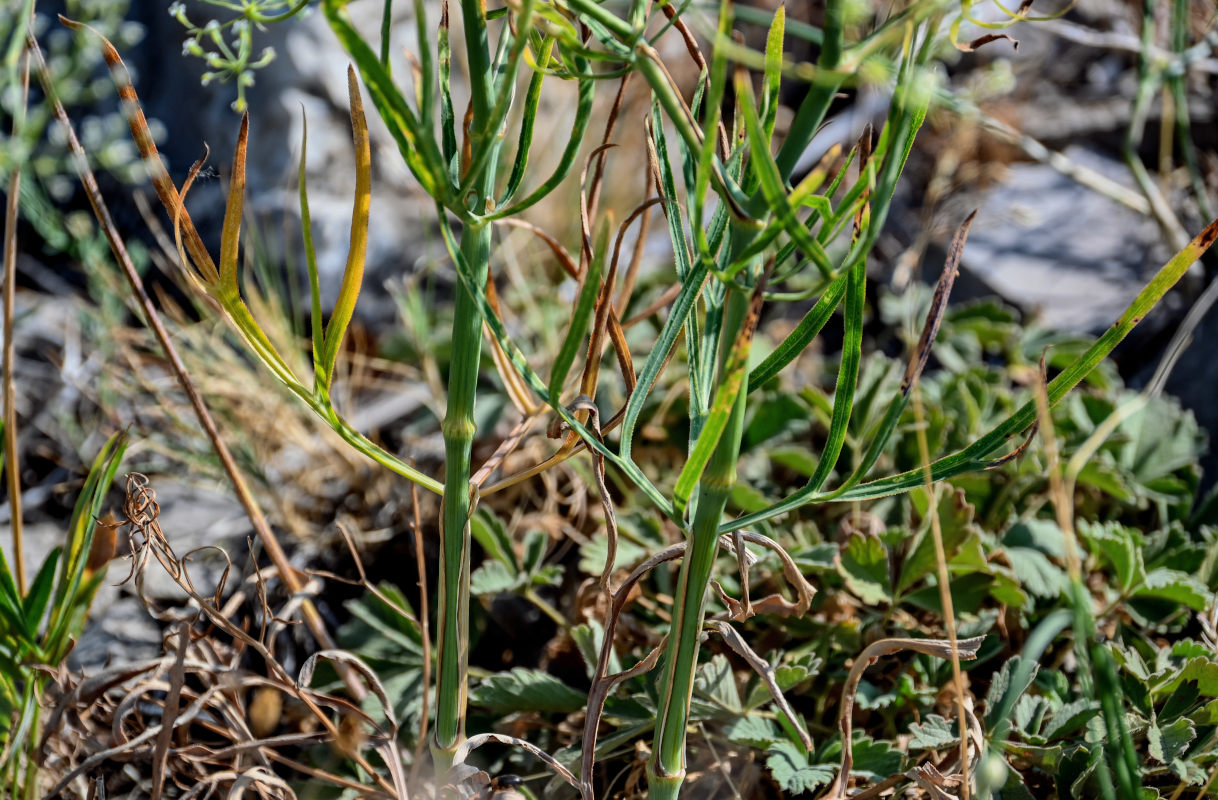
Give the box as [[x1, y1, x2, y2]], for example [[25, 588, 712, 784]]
[[3, 41, 31, 593]]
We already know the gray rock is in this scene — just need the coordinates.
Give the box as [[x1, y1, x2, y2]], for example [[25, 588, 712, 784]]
[[958, 146, 1175, 331]]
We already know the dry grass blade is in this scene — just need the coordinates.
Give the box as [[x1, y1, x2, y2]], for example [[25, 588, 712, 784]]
[[150, 623, 190, 800], [579, 199, 657, 402], [705, 620, 812, 750], [582, 543, 686, 799], [963, 33, 1019, 52], [564, 395, 617, 593], [657, 1, 730, 160], [409, 482, 432, 788], [454, 733, 579, 791], [902, 211, 976, 392], [297, 649, 409, 797], [715, 530, 816, 618], [2, 40, 30, 593], [579, 143, 618, 266], [584, 75, 631, 241], [851, 125, 873, 246], [57, 17, 219, 283], [177, 767, 295, 800], [913, 387, 972, 800], [485, 276, 539, 414], [38, 479, 405, 798], [906, 210, 979, 800], [982, 420, 1039, 469], [824, 636, 986, 800]]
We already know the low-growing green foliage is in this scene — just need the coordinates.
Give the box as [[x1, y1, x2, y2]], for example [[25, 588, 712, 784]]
[[5, 0, 1218, 797], [0, 434, 126, 798]]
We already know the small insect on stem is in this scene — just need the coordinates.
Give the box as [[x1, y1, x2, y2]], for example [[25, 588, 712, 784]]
[[482, 774, 526, 800]]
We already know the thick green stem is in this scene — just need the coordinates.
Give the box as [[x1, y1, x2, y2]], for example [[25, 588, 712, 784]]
[[433, 219, 492, 772], [648, 285, 751, 800], [433, 0, 499, 773]]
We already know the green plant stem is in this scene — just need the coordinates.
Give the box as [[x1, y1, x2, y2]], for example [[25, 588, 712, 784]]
[[433, 0, 500, 773], [644, 5, 845, 789], [433, 220, 491, 773], [648, 284, 751, 800]]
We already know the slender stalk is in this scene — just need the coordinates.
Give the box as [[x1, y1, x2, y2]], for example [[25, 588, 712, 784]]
[[645, 5, 845, 792], [433, 219, 491, 771], [3, 44, 31, 594], [433, 0, 500, 772], [648, 285, 751, 800], [913, 388, 969, 800]]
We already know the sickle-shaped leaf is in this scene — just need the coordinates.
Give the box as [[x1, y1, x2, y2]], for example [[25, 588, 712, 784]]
[[319, 66, 371, 391], [218, 113, 248, 298]]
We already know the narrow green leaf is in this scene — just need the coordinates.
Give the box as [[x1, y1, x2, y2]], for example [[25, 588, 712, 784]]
[[486, 68, 594, 219], [22, 548, 60, 635], [497, 37, 552, 206], [736, 68, 833, 278], [320, 67, 371, 391], [837, 534, 891, 605], [724, 218, 1218, 530], [760, 5, 785, 141], [297, 113, 326, 393], [44, 432, 127, 658], [436, 210, 676, 521], [672, 283, 761, 514], [748, 272, 847, 390], [218, 113, 248, 297], [323, 0, 446, 200], [549, 224, 606, 399]]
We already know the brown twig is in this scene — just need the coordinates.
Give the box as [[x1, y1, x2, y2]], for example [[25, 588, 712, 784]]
[[824, 636, 986, 800], [3, 40, 31, 593], [410, 480, 432, 787]]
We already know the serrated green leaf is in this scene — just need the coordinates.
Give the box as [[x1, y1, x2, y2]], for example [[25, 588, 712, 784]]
[[1004, 519, 1067, 559], [1135, 568, 1210, 611], [1004, 547, 1067, 599], [1078, 521, 1144, 593], [471, 668, 586, 713], [521, 529, 548, 576], [470, 560, 522, 596], [850, 737, 903, 779], [725, 715, 781, 748], [837, 535, 890, 605], [909, 714, 958, 750], [769, 445, 821, 478], [775, 654, 822, 692], [898, 487, 977, 593], [530, 564, 563, 588], [730, 482, 771, 513], [1042, 699, 1101, 741], [766, 741, 834, 795], [1148, 716, 1195, 764], [570, 621, 621, 680], [579, 534, 646, 577], [985, 656, 1040, 730], [471, 509, 518, 571], [695, 655, 742, 714]]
